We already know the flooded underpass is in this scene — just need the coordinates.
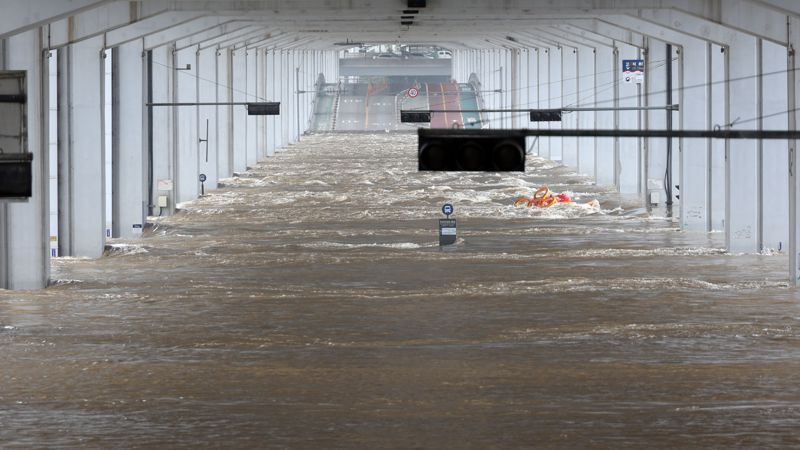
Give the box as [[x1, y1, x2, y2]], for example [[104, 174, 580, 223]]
[[2, 133, 800, 448]]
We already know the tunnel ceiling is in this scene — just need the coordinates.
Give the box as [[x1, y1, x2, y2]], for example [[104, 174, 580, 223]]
[[18, 0, 793, 53]]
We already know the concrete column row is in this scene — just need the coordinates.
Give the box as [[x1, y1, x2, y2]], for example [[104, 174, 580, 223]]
[[0, 26, 339, 289]]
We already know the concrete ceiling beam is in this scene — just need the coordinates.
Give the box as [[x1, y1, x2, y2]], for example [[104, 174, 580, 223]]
[[175, 23, 262, 50], [0, 0, 112, 38], [104, 11, 207, 48]]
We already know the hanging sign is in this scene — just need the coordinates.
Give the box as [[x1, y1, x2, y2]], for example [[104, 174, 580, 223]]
[[622, 59, 645, 84]]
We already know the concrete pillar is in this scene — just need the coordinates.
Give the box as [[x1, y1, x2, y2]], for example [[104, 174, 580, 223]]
[[760, 40, 789, 252], [198, 47, 219, 189], [726, 35, 760, 253], [710, 44, 726, 231], [561, 47, 579, 168], [677, 39, 712, 230], [0, 29, 49, 289], [257, 49, 267, 158], [266, 49, 276, 156], [790, 16, 800, 284], [595, 45, 615, 186], [246, 48, 257, 167], [58, 35, 105, 258], [216, 47, 232, 178], [525, 48, 539, 155], [150, 45, 175, 215], [577, 46, 596, 178], [549, 47, 563, 161], [645, 39, 668, 206], [504, 49, 512, 128], [111, 39, 146, 239], [617, 43, 641, 194], [517, 48, 527, 130], [282, 50, 290, 146], [231, 48, 247, 172], [538, 48, 551, 158], [174, 46, 199, 204]]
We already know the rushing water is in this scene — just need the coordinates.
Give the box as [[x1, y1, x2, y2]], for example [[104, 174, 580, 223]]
[[2, 133, 800, 448]]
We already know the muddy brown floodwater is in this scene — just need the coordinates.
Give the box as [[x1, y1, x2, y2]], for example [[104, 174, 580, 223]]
[[2, 133, 800, 449]]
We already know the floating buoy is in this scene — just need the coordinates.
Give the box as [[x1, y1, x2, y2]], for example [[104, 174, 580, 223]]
[[514, 186, 593, 209]]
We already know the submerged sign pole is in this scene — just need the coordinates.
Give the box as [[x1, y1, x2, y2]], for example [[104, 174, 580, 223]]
[[439, 203, 456, 246]]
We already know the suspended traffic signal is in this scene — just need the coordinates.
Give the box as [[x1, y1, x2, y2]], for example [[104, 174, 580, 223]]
[[418, 129, 525, 171], [0, 153, 33, 198], [247, 102, 280, 115], [529, 109, 562, 121], [401, 111, 431, 123]]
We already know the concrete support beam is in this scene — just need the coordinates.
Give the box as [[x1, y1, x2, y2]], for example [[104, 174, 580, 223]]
[[231, 48, 247, 172], [726, 35, 761, 253], [216, 48, 233, 178], [174, 46, 199, 203], [48, 2, 144, 48], [673, 39, 711, 225], [111, 39, 147, 239], [562, 47, 579, 168], [645, 38, 669, 208], [198, 47, 219, 189], [760, 40, 789, 251], [256, 49, 267, 158], [538, 48, 551, 158], [0, 0, 109, 38], [176, 23, 260, 51], [105, 12, 205, 48], [58, 35, 106, 258], [144, 17, 234, 50], [710, 43, 726, 231], [266, 49, 276, 156], [150, 45, 176, 215], [548, 47, 563, 161], [595, 45, 616, 187], [0, 29, 49, 289], [525, 48, 540, 155], [790, 15, 800, 284], [576, 45, 596, 178], [617, 43, 643, 194], [246, 49, 258, 167]]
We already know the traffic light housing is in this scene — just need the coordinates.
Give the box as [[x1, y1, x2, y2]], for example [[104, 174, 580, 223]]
[[247, 102, 280, 115], [401, 111, 431, 123], [418, 129, 526, 171], [529, 109, 562, 121], [0, 153, 33, 198]]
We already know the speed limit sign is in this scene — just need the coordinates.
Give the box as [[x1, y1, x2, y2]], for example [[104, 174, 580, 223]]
[[407, 87, 419, 98]]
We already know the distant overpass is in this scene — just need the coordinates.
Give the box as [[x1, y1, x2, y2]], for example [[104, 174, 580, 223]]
[[339, 57, 452, 77]]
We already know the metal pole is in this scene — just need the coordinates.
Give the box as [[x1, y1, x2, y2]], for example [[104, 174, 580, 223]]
[[401, 105, 679, 114], [419, 128, 800, 140], [666, 44, 674, 206]]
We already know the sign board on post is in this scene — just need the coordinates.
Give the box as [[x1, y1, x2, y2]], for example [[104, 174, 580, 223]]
[[439, 203, 456, 246], [622, 59, 645, 84], [132, 224, 143, 236], [439, 219, 457, 246]]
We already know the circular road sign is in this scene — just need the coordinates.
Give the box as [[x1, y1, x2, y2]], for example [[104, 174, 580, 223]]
[[442, 203, 454, 216], [199, 173, 207, 183], [408, 87, 419, 98]]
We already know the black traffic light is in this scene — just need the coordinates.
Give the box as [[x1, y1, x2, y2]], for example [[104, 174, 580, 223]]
[[0, 153, 33, 198], [529, 109, 562, 121], [401, 111, 431, 123], [247, 102, 280, 115], [418, 129, 525, 171]]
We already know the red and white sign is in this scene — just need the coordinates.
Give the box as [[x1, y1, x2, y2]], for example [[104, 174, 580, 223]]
[[407, 87, 419, 98]]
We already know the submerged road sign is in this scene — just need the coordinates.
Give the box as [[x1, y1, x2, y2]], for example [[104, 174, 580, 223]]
[[439, 218, 457, 246]]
